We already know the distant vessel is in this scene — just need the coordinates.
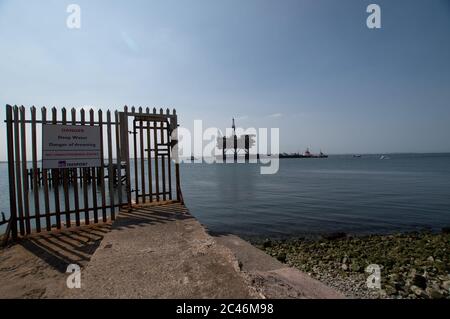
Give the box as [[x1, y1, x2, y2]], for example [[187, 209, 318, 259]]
[[380, 155, 390, 160], [303, 148, 328, 159], [318, 151, 328, 159], [353, 154, 362, 158], [279, 153, 302, 159], [279, 148, 328, 159]]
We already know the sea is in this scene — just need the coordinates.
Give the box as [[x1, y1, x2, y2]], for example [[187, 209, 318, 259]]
[[1, 153, 450, 239]]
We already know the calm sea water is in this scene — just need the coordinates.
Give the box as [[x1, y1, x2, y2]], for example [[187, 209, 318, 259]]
[[1, 153, 450, 238]]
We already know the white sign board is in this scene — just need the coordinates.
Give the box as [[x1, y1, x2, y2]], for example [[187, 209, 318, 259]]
[[42, 124, 102, 169]]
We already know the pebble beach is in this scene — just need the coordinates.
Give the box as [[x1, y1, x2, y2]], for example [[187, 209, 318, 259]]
[[254, 230, 450, 299]]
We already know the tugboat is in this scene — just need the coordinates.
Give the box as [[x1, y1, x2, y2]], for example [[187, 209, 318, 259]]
[[303, 148, 328, 158], [318, 150, 328, 158], [303, 148, 313, 158]]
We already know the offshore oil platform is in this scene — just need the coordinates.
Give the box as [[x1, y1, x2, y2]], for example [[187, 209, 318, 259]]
[[216, 118, 256, 162], [213, 118, 327, 162]]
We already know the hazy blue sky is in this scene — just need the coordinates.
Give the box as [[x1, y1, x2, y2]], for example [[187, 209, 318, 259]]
[[0, 0, 449, 159]]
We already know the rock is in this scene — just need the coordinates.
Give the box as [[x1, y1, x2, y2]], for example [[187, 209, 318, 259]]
[[441, 280, 450, 291], [378, 289, 387, 298], [388, 272, 399, 280], [276, 253, 287, 263], [426, 256, 434, 263], [411, 274, 427, 289], [263, 239, 272, 248], [410, 285, 428, 298], [391, 281, 403, 292], [341, 264, 348, 271], [384, 285, 397, 296], [426, 288, 444, 299], [350, 263, 361, 272]]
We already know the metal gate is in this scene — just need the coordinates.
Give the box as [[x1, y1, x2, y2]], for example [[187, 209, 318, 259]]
[[124, 109, 181, 205], [2, 105, 182, 243]]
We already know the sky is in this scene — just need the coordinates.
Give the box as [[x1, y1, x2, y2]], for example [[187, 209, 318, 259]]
[[0, 0, 449, 159]]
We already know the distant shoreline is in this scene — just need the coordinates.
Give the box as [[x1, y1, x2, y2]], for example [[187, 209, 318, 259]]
[[0, 152, 449, 164]]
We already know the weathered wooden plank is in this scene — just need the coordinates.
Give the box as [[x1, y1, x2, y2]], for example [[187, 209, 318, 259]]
[[20, 106, 31, 234], [122, 106, 132, 207], [6, 105, 18, 240], [51, 107, 61, 230], [13, 106, 25, 236], [147, 120, 153, 202], [98, 110, 107, 222], [41, 107, 51, 231], [133, 119, 139, 203], [71, 108, 81, 227], [31, 106, 41, 232], [167, 120, 173, 200], [161, 120, 167, 201], [115, 111, 123, 207], [61, 108, 71, 228], [90, 109, 98, 224], [107, 111, 115, 220], [81, 109, 89, 225], [154, 120, 160, 201], [172, 111, 183, 204], [120, 106, 132, 207], [140, 117, 146, 203]]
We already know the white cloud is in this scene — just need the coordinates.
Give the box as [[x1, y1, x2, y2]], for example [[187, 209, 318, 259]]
[[268, 113, 283, 118], [120, 31, 139, 53]]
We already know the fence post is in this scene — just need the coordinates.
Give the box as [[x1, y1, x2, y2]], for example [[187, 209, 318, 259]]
[[31, 106, 41, 232], [171, 109, 183, 204], [20, 106, 31, 234], [6, 105, 18, 240], [115, 110, 123, 207], [121, 106, 132, 207]]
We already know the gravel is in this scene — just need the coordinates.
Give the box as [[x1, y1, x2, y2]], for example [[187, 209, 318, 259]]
[[252, 231, 450, 299]]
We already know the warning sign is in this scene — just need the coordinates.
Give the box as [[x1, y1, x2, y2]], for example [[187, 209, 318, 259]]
[[42, 124, 102, 169]]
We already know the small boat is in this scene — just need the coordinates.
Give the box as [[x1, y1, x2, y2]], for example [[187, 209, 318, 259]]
[[318, 151, 328, 158], [380, 155, 390, 160], [303, 148, 313, 158], [304, 148, 328, 158], [353, 154, 362, 158]]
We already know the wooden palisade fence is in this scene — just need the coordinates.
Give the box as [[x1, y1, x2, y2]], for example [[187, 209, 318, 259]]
[[3, 105, 182, 244]]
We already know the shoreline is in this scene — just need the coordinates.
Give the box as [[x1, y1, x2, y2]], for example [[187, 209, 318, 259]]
[[251, 229, 450, 299]]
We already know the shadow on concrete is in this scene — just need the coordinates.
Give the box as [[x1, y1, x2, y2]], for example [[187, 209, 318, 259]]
[[113, 203, 193, 230], [15, 203, 190, 273], [18, 223, 111, 273]]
